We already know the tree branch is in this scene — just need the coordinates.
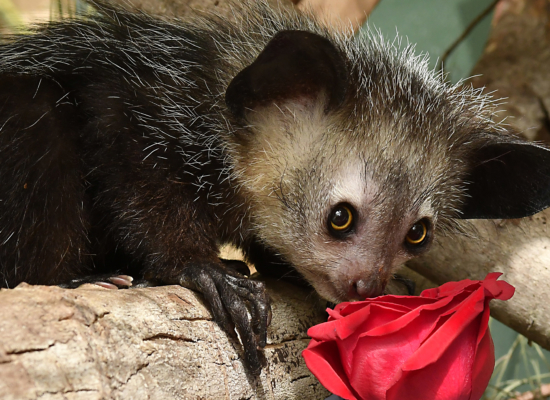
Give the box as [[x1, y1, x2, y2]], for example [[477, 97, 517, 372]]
[[0, 280, 330, 399]]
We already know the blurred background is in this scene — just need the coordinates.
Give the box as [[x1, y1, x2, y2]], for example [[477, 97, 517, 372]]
[[1, 0, 549, 398]]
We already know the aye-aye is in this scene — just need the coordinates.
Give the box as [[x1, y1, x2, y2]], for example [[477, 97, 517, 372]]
[[1, 1, 550, 373]]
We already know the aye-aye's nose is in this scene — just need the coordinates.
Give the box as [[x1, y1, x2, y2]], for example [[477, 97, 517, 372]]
[[347, 278, 385, 300]]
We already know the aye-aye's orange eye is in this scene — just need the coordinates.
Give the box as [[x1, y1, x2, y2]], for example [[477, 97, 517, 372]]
[[405, 219, 428, 245], [329, 204, 354, 233]]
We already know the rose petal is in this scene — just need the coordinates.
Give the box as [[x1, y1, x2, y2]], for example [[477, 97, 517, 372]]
[[337, 295, 436, 317], [420, 279, 479, 299], [386, 314, 482, 400], [335, 304, 407, 375], [349, 334, 418, 398], [308, 304, 373, 342], [421, 273, 514, 302], [470, 328, 495, 400], [366, 295, 455, 337], [303, 340, 359, 400], [476, 303, 491, 345], [481, 274, 515, 301], [327, 307, 343, 321], [346, 301, 473, 398], [303, 274, 513, 400], [310, 302, 409, 343], [347, 320, 441, 398], [403, 287, 485, 371], [484, 272, 503, 280]]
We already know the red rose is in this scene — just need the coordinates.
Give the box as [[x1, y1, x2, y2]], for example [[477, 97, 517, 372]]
[[302, 273, 514, 400]]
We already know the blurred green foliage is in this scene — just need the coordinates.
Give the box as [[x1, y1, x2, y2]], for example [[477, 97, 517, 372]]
[[364, 0, 493, 83]]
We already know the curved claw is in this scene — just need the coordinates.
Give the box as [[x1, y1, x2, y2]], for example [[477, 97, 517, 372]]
[[189, 268, 239, 342], [175, 260, 271, 375], [109, 275, 133, 287], [59, 274, 134, 289], [94, 281, 119, 289], [227, 277, 271, 348], [216, 280, 262, 372]]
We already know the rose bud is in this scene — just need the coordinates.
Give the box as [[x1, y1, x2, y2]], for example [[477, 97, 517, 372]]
[[302, 272, 515, 400]]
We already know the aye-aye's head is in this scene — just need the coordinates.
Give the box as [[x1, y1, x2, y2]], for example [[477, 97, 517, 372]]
[[224, 29, 550, 303]]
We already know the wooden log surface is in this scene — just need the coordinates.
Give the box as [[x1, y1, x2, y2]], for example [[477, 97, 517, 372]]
[[0, 279, 330, 400]]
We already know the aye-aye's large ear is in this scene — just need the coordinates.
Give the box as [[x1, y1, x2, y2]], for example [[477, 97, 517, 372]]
[[225, 30, 348, 120], [460, 141, 550, 219]]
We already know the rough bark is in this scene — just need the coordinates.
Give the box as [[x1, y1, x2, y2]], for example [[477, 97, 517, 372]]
[[470, 0, 550, 143], [408, 0, 550, 352], [0, 280, 330, 400]]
